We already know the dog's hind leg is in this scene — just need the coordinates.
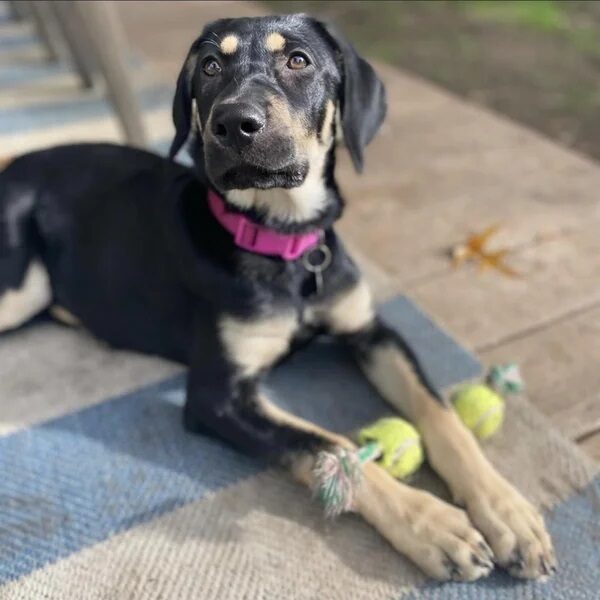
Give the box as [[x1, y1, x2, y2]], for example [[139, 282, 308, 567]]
[[0, 260, 51, 332], [0, 180, 51, 333]]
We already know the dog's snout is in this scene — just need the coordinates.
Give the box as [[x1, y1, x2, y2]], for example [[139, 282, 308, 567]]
[[212, 103, 265, 148]]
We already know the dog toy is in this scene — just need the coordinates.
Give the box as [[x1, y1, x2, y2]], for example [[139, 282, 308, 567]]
[[357, 417, 424, 480], [313, 443, 379, 518], [313, 418, 424, 518], [452, 363, 524, 440], [487, 362, 524, 395], [452, 384, 505, 440]]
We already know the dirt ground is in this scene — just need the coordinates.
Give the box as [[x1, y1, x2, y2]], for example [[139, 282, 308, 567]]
[[266, 1, 600, 162]]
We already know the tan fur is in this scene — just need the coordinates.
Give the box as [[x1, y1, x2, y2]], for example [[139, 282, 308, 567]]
[[258, 396, 352, 451], [49, 305, 81, 327], [359, 343, 424, 419], [225, 97, 336, 224], [286, 429, 493, 581], [323, 278, 374, 334], [320, 100, 335, 141], [0, 261, 51, 332], [219, 312, 298, 378], [220, 34, 239, 55], [265, 32, 285, 52]]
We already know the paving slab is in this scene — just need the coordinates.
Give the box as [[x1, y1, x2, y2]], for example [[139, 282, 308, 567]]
[[580, 433, 600, 463], [481, 307, 600, 441]]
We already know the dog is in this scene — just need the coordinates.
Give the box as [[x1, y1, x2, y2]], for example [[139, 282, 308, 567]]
[[0, 14, 555, 581]]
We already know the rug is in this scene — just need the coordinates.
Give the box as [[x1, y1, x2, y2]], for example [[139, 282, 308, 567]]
[[0, 295, 598, 600]]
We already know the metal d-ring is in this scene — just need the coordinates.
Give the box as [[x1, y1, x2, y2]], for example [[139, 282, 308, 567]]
[[302, 243, 332, 295]]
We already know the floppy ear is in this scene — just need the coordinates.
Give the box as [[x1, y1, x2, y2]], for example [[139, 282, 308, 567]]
[[322, 24, 386, 172], [169, 43, 200, 159]]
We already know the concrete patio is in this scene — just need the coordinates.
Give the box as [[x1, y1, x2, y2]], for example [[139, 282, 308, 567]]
[[116, 0, 600, 462]]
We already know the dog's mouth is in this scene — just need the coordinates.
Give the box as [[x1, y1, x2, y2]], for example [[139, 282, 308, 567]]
[[218, 162, 308, 190], [204, 132, 308, 191]]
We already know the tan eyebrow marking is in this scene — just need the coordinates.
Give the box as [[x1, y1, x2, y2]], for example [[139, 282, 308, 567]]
[[265, 32, 285, 52], [220, 34, 239, 55]]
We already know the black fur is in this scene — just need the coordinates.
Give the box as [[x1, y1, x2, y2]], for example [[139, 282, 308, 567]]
[[316, 21, 387, 172], [0, 15, 422, 464], [342, 319, 445, 404]]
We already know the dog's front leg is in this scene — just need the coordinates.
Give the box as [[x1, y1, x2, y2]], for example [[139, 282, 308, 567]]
[[184, 310, 493, 581], [330, 281, 556, 579]]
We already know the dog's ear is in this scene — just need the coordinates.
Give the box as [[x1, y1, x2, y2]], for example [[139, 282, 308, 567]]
[[169, 43, 200, 159], [320, 23, 386, 172]]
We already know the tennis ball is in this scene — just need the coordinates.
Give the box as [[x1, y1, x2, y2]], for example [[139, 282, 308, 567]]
[[357, 417, 424, 480], [452, 384, 505, 440]]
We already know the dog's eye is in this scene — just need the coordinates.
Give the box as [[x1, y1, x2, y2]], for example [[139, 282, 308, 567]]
[[287, 53, 309, 70], [202, 58, 222, 77]]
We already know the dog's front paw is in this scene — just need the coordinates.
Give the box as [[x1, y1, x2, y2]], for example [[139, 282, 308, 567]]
[[462, 474, 556, 579], [358, 465, 494, 582], [400, 493, 495, 582]]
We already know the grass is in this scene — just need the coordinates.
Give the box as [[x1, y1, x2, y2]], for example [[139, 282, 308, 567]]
[[459, 1, 570, 32], [459, 0, 600, 55]]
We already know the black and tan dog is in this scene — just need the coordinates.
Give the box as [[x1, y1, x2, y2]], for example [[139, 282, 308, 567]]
[[0, 15, 555, 581]]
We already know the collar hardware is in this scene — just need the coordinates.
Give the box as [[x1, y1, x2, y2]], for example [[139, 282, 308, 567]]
[[302, 242, 332, 295]]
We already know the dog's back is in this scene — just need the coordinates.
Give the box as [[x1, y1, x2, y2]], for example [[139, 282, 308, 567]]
[[0, 144, 200, 357]]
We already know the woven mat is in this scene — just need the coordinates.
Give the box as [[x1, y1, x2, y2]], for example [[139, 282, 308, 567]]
[[1, 296, 598, 599]]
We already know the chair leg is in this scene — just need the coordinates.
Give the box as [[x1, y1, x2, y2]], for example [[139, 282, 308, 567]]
[[51, 1, 98, 89], [27, 1, 66, 62], [7, 0, 29, 21], [70, 1, 148, 148]]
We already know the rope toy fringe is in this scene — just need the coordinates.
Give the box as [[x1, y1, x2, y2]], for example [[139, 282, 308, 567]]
[[313, 443, 379, 518], [486, 363, 524, 395]]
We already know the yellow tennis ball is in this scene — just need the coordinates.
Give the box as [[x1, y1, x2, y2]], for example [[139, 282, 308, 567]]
[[357, 417, 424, 479], [452, 384, 505, 440]]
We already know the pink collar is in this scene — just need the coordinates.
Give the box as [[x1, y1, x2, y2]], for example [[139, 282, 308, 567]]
[[207, 189, 321, 261]]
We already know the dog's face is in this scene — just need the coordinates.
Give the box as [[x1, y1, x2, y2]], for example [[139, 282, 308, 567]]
[[170, 14, 386, 195]]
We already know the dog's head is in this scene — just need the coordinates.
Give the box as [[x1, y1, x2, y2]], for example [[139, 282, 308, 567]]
[[169, 14, 385, 215]]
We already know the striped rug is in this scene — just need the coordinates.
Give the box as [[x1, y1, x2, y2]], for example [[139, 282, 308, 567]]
[[1, 5, 599, 598]]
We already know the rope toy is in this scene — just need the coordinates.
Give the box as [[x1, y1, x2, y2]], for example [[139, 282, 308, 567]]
[[313, 418, 423, 517], [313, 443, 379, 518], [487, 362, 525, 395]]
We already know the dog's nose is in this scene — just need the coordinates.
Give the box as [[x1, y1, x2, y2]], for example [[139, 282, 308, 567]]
[[212, 103, 265, 148]]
